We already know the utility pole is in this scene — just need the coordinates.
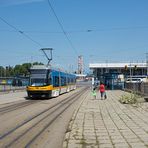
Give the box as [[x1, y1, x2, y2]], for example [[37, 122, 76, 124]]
[[129, 62, 132, 78], [40, 48, 53, 66], [146, 53, 148, 77]]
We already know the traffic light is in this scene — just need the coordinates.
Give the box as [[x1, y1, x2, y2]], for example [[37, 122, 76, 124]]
[[124, 65, 128, 70], [134, 65, 137, 70]]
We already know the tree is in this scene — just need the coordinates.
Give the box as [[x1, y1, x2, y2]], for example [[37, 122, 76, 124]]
[[0, 66, 4, 77], [33, 62, 44, 65], [14, 65, 22, 76], [1, 62, 44, 77]]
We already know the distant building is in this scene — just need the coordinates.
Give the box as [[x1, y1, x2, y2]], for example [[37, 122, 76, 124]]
[[78, 55, 84, 74], [89, 62, 147, 78], [75, 73, 87, 81], [89, 62, 147, 90]]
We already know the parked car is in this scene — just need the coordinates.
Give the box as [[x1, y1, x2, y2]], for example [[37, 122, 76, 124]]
[[126, 78, 143, 83]]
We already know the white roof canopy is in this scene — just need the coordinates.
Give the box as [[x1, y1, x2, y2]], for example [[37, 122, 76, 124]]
[[89, 62, 147, 68]]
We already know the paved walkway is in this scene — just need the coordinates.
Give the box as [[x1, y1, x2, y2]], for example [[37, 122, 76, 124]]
[[63, 90, 148, 148]]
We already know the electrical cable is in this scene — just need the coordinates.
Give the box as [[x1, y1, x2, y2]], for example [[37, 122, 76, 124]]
[[0, 16, 43, 47], [47, 0, 78, 56], [1, 26, 148, 34]]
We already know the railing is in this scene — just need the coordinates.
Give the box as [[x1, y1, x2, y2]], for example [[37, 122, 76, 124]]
[[0, 85, 26, 93], [124, 82, 148, 96]]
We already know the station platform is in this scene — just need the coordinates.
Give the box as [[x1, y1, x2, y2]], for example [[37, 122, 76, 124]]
[[63, 89, 148, 148]]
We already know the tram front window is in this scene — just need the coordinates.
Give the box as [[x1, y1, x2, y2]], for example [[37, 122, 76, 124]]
[[31, 78, 47, 86]]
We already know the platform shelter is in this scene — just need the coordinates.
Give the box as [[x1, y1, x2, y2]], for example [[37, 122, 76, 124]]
[[89, 62, 147, 90]]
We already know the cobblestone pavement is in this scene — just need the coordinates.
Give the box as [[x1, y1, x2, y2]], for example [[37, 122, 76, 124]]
[[63, 90, 148, 148]]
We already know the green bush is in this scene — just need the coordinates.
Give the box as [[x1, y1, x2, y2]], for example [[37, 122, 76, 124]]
[[119, 93, 138, 104]]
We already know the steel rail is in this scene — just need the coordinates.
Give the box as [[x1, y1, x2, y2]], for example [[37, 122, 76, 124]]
[[0, 100, 42, 115], [0, 87, 88, 146], [3, 87, 88, 147], [26, 88, 88, 147]]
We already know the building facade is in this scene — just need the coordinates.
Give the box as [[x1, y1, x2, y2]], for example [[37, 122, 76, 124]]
[[89, 62, 147, 89]]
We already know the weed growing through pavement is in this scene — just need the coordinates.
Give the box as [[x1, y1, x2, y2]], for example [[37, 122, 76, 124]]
[[65, 127, 72, 133], [119, 92, 140, 104], [79, 138, 86, 147]]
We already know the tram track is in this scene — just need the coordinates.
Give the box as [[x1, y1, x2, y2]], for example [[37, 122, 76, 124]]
[[0, 87, 88, 147], [0, 86, 83, 115], [0, 100, 42, 115]]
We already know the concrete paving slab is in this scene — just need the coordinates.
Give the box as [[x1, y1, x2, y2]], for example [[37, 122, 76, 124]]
[[63, 90, 148, 148]]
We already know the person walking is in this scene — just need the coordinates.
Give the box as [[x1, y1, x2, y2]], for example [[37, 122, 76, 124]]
[[92, 87, 97, 99], [99, 82, 106, 99]]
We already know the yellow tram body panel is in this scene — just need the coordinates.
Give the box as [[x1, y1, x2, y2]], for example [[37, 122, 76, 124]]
[[27, 85, 53, 91], [26, 85, 68, 91]]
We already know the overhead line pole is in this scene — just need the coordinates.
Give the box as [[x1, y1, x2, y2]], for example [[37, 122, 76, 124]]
[[146, 53, 148, 77]]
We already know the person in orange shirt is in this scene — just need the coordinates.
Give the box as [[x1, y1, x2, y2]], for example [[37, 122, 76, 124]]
[[99, 82, 106, 99]]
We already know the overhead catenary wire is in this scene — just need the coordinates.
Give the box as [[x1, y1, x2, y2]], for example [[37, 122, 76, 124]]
[[47, 0, 78, 56], [25, 26, 148, 33], [1, 26, 148, 34], [0, 16, 43, 47]]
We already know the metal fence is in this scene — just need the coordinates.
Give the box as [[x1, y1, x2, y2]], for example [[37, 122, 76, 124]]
[[0, 85, 26, 93], [125, 82, 148, 96]]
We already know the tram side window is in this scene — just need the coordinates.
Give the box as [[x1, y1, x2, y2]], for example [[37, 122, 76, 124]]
[[61, 77, 66, 86], [71, 78, 74, 83], [69, 78, 71, 84], [47, 72, 51, 85], [64, 77, 66, 85], [67, 77, 70, 84], [71, 78, 73, 84], [71, 77, 75, 83], [53, 76, 59, 87], [61, 77, 64, 86]]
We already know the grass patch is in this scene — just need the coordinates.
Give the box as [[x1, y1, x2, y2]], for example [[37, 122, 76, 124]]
[[79, 138, 86, 146], [119, 92, 140, 104], [65, 127, 72, 133]]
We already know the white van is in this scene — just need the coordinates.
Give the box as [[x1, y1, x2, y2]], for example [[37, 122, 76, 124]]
[[126, 78, 146, 83], [126, 75, 147, 83]]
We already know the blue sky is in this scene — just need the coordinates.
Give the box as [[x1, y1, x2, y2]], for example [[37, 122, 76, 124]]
[[0, 0, 148, 72]]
